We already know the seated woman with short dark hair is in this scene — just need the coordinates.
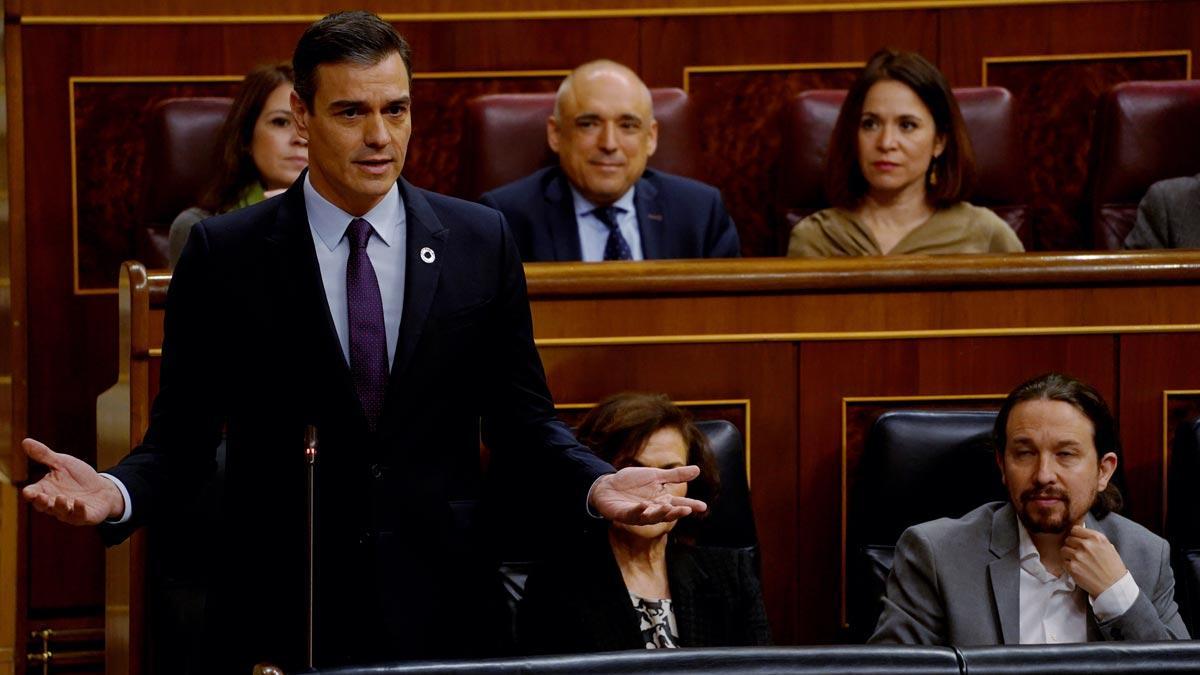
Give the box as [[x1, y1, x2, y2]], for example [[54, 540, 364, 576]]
[[517, 392, 770, 653], [788, 48, 1023, 256]]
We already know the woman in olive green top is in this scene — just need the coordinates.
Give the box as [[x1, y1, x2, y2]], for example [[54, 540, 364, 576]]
[[788, 49, 1023, 257]]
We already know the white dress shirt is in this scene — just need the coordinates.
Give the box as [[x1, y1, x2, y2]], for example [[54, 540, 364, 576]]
[[571, 186, 643, 261], [1017, 519, 1140, 643], [103, 176, 408, 523]]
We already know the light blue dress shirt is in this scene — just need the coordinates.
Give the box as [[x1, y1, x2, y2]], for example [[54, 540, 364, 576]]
[[303, 173, 407, 368], [571, 186, 642, 262]]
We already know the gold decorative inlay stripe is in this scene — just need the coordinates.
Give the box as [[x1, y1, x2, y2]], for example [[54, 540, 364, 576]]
[[534, 324, 1200, 347], [683, 61, 863, 92], [982, 50, 1192, 86], [140, 325, 1200, 358], [19, 1, 1137, 25]]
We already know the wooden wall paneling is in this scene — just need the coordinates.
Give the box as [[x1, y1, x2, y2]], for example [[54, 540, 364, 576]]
[[1118, 334, 1200, 532], [20, 25, 110, 622], [72, 79, 241, 291], [537, 342, 800, 643], [796, 335, 1115, 642], [940, 1, 1200, 250], [640, 11, 937, 256], [15, 0, 1140, 20], [984, 53, 1189, 251], [3, 15, 27, 674]]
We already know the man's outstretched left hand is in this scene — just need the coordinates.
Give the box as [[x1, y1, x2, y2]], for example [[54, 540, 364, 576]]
[[588, 465, 708, 524]]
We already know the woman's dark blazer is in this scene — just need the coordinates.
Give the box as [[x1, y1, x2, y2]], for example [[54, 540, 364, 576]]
[[518, 531, 771, 654]]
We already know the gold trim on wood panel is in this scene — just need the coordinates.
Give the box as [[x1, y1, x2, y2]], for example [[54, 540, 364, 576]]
[[534, 323, 1200, 348], [839, 393, 1006, 628], [682, 61, 863, 92], [415, 70, 570, 80], [68, 70, 561, 295], [558, 398, 752, 485], [18, 0, 1137, 25], [981, 50, 1193, 86], [1161, 390, 1200, 533]]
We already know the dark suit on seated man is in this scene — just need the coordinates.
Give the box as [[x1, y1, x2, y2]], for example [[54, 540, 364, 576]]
[[18, 13, 708, 673], [1124, 174, 1200, 249], [871, 373, 1189, 646], [479, 60, 740, 262]]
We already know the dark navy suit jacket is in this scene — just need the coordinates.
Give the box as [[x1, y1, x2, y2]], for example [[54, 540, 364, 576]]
[[102, 174, 612, 671], [480, 166, 741, 261]]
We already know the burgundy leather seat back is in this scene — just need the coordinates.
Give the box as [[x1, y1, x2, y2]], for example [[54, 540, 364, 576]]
[[461, 88, 699, 199], [776, 87, 1027, 248], [136, 97, 233, 267], [1084, 80, 1200, 249]]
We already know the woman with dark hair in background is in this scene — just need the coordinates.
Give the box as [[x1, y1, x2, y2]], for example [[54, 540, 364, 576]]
[[518, 392, 770, 654], [788, 49, 1022, 256], [168, 63, 308, 266]]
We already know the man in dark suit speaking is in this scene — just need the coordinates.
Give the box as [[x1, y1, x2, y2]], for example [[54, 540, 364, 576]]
[[481, 60, 741, 262], [19, 12, 706, 671]]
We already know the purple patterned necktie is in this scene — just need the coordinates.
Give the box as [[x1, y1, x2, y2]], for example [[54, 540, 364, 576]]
[[346, 217, 388, 430], [594, 206, 632, 261]]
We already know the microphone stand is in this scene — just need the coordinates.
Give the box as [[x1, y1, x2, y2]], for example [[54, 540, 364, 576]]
[[251, 426, 319, 675], [304, 425, 319, 671]]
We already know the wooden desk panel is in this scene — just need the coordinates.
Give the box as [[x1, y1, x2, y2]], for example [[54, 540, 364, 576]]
[[99, 252, 1200, 658]]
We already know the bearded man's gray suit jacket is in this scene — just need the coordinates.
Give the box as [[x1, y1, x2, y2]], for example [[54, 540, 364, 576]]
[[869, 501, 1189, 645]]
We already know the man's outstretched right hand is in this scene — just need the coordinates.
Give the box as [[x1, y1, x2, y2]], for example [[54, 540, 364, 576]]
[[20, 438, 124, 526]]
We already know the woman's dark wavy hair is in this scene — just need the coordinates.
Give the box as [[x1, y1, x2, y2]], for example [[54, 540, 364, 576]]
[[198, 63, 294, 213], [575, 392, 719, 544], [825, 48, 976, 210], [992, 372, 1124, 517]]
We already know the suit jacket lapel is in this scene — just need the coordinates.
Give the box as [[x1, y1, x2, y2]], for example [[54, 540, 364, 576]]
[[545, 170, 583, 261], [265, 177, 359, 420], [389, 179, 447, 387], [634, 174, 664, 260], [667, 545, 708, 647], [987, 504, 1021, 645]]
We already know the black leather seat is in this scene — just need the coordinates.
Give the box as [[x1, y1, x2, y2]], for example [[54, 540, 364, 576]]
[[311, 645, 961, 674], [846, 410, 1007, 641], [693, 420, 759, 557], [956, 640, 1200, 674], [1168, 416, 1200, 636], [136, 97, 233, 268]]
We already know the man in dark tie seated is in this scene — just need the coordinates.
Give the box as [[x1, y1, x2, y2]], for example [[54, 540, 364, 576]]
[[480, 60, 741, 262], [871, 372, 1188, 645], [19, 11, 707, 672], [1124, 174, 1200, 249]]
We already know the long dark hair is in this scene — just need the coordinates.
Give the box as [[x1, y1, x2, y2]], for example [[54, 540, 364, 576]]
[[825, 48, 976, 209], [198, 63, 294, 213], [575, 392, 719, 543], [993, 372, 1124, 517]]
